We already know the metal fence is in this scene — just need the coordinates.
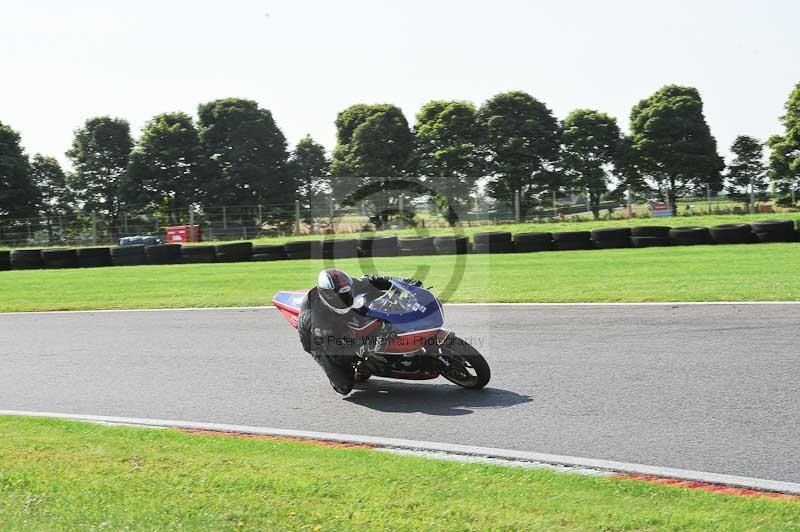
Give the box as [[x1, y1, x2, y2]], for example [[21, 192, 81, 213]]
[[0, 192, 792, 248]]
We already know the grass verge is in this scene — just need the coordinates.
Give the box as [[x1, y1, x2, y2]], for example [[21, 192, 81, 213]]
[[0, 416, 797, 530], [1, 243, 799, 312]]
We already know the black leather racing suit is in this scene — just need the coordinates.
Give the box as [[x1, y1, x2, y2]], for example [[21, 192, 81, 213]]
[[297, 275, 421, 394]]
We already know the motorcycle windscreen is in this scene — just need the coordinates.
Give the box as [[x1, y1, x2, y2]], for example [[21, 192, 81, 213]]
[[272, 290, 307, 329], [362, 280, 443, 336]]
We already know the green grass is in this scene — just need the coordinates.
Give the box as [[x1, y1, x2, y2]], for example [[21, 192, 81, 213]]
[[1, 416, 797, 530], [1, 243, 800, 312]]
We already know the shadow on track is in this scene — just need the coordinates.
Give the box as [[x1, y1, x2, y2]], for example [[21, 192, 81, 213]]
[[344, 379, 532, 416]]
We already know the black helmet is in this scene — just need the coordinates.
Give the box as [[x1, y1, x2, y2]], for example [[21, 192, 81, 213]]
[[317, 268, 354, 314]]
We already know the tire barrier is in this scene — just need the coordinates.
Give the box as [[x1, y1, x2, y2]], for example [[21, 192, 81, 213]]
[[284, 240, 320, 260], [110, 245, 147, 266], [552, 231, 593, 251], [433, 236, 469, 255], [669, 226, 714, 246], [631, 236, 671, 248], [320, 239, 359, 259], [214, 242, 252, 263], [398, 237, 437, 256], [4, 219, 800, 273], [145, 244, 182, 265], [10, 249, 44, 270], [514, 232, 552, 253], [181, 245, 217, 264], [630, 226, 672, 238], [252, 245, 288, 261], [76, 247, 112, 268], [41, 248, 79, 269], [709, 223, 756, 245], [473, 232, 513, 254], [751, 220, 796, 243], [359, 236, 399, 257], [591, 228, 632, 249]]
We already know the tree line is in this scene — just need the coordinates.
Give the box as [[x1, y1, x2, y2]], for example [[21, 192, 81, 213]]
[[1, 82, 799, 230]]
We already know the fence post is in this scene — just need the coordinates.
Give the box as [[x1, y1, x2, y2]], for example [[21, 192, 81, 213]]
[[398, 195, 404, 229], [627, 184, 633, 218], [189, 209, 195, 241], [706, 184, 711, 214], [295, 200, 301, 236], [514, 189, 520, 223], [552, 190, 557, 217], [585, 188, 590, 215], [91, 212, 97, 244], [27, 219, 32, 241], [257, 205, 263, 227], [749, 177, 755, 213], [793, 188, 797, 207]]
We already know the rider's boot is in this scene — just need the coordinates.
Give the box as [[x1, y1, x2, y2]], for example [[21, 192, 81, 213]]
[[312, 353, 355, 395]]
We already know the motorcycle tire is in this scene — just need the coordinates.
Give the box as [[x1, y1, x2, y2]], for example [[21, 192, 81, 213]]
[[438, 336, 491, 389]]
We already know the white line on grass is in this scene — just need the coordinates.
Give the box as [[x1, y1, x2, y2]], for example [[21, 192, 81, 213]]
[[2, 409, 799, 495]]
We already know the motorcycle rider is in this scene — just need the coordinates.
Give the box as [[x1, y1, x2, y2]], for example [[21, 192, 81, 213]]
[[297, 268, 421, 395]]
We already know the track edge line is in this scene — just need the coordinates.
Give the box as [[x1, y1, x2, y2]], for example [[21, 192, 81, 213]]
[[2, 409, 799, 495]]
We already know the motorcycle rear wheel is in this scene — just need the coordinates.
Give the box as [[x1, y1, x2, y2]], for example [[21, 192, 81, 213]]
[[438, 336, 491, 389]]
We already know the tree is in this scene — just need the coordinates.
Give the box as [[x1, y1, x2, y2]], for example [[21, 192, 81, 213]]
[[414, 100, 483, 224], [30, 155, 69, 215], [560, 109, 623, 219], [289, 135, 330, 212], [613, 135, 648, 202], [30, 154, 70, 241], [330, 103, 413, 196], [725, 136, 768, 210], [197, 98, 292, 210], [477, 91, 561, 219], [125, 112, 208, 218], [768, 135, 800, 205], [629, 85, 724, 215], [0, 121, 37, 219], [768, 82, 800, 206], [330, 104, 414, 227], [66, 116, 133, 231]]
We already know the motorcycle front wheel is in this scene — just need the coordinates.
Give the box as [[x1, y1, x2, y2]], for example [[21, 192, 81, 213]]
[[438, 335, 491, 389]]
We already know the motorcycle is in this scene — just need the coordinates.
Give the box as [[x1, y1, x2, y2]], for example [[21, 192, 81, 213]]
[[273, 279, 491, 389]]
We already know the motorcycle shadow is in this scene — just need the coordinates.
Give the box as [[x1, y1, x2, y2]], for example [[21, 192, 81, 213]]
[[344, 379, 532, 416]]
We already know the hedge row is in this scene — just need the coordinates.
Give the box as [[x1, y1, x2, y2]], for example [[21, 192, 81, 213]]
[[1, 221, 799, 272]]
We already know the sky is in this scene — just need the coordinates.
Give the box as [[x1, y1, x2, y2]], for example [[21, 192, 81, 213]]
[[2, 0, 799, 169]]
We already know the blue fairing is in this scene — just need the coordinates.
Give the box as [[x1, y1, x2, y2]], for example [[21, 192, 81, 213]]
[[359, 280, 443, 335], [273, 281, 443, 335]]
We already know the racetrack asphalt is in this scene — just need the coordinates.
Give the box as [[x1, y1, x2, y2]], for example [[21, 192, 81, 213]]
[[1, 304, 799, 483]]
